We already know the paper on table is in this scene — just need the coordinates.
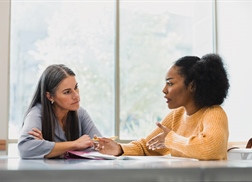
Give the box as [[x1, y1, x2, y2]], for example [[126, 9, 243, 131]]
[[65, 149, 118, 160], [117, 155, 198, 161], [65, 149, 198, 161]]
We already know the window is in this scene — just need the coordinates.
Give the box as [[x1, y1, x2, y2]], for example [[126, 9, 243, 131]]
[[9, 1, 214, 142], [119, 1, 214, 139], [9, 1, 115, 139]]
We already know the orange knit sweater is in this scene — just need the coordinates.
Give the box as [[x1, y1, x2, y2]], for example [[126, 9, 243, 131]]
[[121, 105, 229, 160]]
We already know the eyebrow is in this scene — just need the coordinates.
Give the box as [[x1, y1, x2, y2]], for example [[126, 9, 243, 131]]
[[62, 83, 78, 92], [62, 88, 71, 92], [166, 78, 173, 82]]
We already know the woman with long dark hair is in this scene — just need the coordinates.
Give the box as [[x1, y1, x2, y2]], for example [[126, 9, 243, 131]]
[[18, 64, 101, 159]]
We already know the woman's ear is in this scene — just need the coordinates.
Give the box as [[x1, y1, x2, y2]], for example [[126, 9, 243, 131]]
[[46, 92, 53, 103], [189, 81, 196, 92]]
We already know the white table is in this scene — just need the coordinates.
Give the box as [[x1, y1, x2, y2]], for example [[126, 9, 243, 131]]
[[1, 156, 252, 182]]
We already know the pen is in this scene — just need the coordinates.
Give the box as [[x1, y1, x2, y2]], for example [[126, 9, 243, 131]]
[[93, 136, 118, 142], [108, 136, 118, 140]]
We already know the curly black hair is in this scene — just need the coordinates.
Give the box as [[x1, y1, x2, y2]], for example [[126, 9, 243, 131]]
[[174, 53, 230, 107]]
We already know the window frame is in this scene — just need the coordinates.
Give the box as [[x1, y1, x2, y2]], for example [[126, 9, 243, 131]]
[[1, 0, 218, 154], [0, 0, 11, 155]]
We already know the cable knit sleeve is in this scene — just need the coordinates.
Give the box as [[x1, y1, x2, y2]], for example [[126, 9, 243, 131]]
[[165, 105, 229, 160], [120, 109, 180, 156]]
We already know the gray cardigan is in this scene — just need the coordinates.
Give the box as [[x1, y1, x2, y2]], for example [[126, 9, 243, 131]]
[[18, 104, 102, 159]]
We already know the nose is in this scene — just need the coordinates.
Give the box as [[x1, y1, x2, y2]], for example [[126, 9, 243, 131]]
[[72, 90, 80, 99], [162, 85, 167, 94]]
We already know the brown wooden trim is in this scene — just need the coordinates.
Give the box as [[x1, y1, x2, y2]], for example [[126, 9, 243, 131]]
[[0, 140, 6, 151], [228, 141, 247, 151]]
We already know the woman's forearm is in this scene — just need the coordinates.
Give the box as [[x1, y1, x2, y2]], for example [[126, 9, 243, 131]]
[[44, 141, 76, 158]]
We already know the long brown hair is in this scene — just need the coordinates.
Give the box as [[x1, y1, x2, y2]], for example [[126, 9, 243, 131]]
[[23, 64, 79, 141]]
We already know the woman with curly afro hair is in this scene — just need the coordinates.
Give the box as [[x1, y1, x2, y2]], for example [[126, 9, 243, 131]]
[[95, 53, 230, 160]]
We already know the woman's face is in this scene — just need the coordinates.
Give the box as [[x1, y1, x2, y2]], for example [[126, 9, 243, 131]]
[[162, 65, 194, 110], [50, 76, 80, 113]]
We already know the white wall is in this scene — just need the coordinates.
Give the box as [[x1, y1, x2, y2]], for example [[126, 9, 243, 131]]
[[217, 1, 252, 142], [0, 1, 10, 144]]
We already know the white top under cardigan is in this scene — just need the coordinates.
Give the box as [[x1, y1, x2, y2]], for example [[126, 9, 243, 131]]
[[18, 103, 102, 159]]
